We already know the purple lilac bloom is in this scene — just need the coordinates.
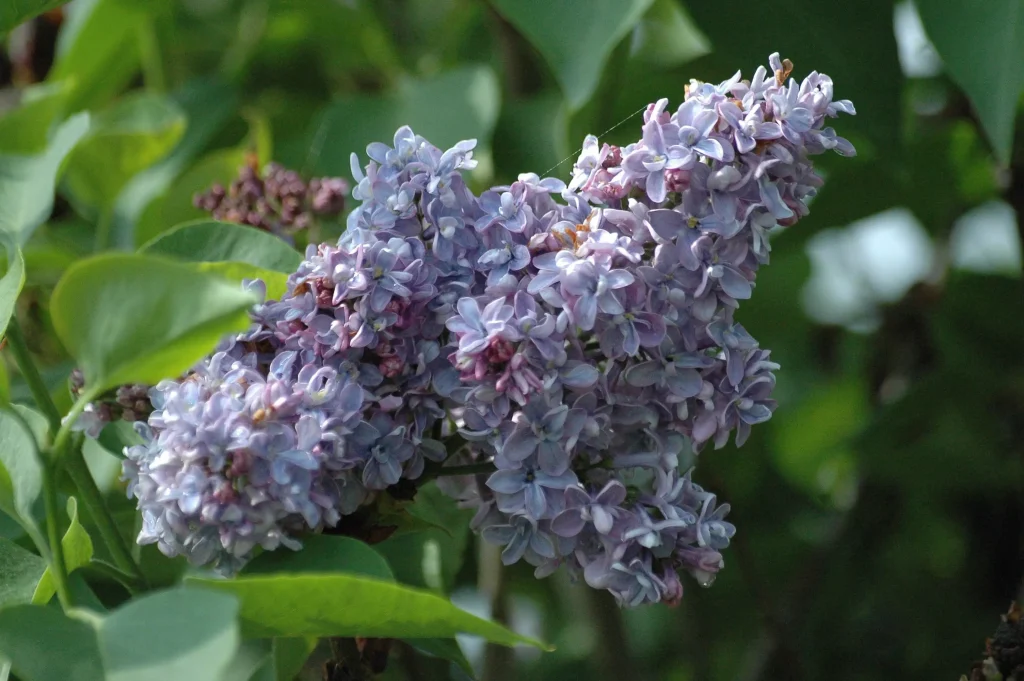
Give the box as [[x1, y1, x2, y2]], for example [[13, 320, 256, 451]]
[[97, 53, 857, 606]]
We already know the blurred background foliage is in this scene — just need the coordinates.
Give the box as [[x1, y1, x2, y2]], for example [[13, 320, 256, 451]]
[[1, 0, 1023, 680]]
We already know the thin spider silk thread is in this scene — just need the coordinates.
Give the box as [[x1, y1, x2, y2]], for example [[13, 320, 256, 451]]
[[539, 104, 648, 177], [303, 104, 650, 181], [303, 112, 331, 176]]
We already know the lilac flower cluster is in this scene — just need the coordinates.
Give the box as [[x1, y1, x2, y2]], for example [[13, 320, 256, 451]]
[[120, 53, 854, 603]]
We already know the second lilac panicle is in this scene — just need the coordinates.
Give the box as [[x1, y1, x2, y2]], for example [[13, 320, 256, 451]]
[[118, 52, 854, 606]]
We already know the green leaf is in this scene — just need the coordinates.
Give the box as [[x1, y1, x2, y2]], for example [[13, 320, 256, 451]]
[[376, 482, 473, 592], [0, 81, 74, 156], [271, 637, 316, 681], [98, 587, 240, 681], [771, 380, 863, 508], [115, 77, 241, 249], [33, 498, 94, 605], [64, 93, 186, 208], [915, 0, 1024, 164], [490, 0, 655, 109], [405, 638, 474, 677], [135, 149, 249, 245], [309, 66, 500, 178], [0, 538, 46, 608], [0, 1, 68, 36], [684, 0, 902, 157], [187, 573, 548, 648], [0, 605, 104, 681], [48, 0, 144, 113], [241, 535, 394, 581], [220, 640, 272, 681], [141, 220, 302, 274], [50, 253, 258, 395], [192, 262, 289, 301], [0, 236, 25, 341], [629, 0, 710, 67], [0, 113, 90, 243], [0, 408, 47, 553], [493, 94, 569, 182]]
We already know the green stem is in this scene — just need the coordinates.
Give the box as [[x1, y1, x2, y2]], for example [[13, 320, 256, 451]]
[[93, 206, 115, 253], [5, 318, 62, 433], [63, 439, 148, 589], [42, 464, 73, 610]]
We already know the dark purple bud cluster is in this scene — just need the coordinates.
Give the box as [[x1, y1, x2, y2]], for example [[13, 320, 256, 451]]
[[193, 156, 349, 236], [70, 369, 153, 426]]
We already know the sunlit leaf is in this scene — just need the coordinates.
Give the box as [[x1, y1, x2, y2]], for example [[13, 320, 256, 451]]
[[0, 236, 25, 341], [50, 253, 257, 396], [64, 93, 186, 208], [115, 77, 241, 249], [0, 81, 74, 156], [187, 573, 548, 648], [140, 220, 302, 274], [0, 113, 89, 243], [33, 498, 94, 605], [49, 0, 144, 113]]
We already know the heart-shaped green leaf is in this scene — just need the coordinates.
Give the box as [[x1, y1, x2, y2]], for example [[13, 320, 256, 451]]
[[50, 253, 257, 396], [0, 408, 47, 553], [0, 113, 89, 243], [915, 0, 1024, 164], [0, 81, 75, 156], [490, 0, 655, 109], [33, 498, 94, 605], [65, 93, 186, 208], [187, 573, 548, 648], [141, 221, 302, 274]]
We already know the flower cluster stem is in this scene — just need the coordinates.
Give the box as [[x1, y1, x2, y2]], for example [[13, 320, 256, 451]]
[[6, 318, 148, 590], [42, 464, 73, 610], [64, 442, 148, 589]]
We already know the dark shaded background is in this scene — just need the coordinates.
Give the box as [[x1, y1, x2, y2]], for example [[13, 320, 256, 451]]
[[3, 1, 1023, 679]]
